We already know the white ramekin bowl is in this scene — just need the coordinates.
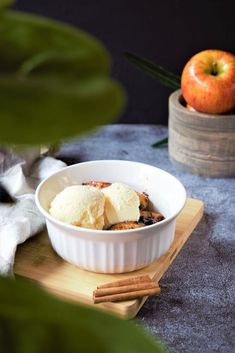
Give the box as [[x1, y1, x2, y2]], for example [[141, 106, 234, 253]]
[[35, 160, 186, 273]]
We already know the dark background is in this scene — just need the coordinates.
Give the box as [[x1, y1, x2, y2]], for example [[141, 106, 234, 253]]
[[13, 0, 234, 125]]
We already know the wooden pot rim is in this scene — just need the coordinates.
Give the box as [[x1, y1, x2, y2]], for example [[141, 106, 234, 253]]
[[169, 90, 235, 132]]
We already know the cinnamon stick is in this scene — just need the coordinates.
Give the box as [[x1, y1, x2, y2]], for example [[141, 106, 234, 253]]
[[93, 287, 161, 304], [94, 282, 157, 297], [97, 275, 152, 289]]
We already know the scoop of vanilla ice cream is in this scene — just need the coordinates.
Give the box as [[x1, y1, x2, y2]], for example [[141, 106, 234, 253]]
[[102, 182, 140, 227], [49, 185, 105, 230]]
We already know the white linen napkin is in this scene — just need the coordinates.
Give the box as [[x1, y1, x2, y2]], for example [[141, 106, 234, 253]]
[[0, 148, 66, 276]]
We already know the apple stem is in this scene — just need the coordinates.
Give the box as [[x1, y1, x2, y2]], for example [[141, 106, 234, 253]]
[[211, 62, 217, 76]]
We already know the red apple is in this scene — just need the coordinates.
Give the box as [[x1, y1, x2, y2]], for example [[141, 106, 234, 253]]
[[181, 49, 235, 114]]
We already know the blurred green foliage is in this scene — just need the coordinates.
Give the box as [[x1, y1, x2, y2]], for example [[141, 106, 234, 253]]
[[0, 3, 165, 353], [0, 6, 124, 144], [0, 0, 14, 10], [0, 275, 165, 353]]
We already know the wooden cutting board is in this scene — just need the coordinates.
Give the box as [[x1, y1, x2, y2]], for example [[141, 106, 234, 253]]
[[14, 198, 204, 319]]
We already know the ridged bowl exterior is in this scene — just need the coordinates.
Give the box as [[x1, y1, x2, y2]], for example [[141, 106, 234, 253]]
[[46, 218, 176, 273]]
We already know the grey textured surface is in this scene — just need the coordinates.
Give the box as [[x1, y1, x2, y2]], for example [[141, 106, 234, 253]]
[[60, 124, 235, 353]]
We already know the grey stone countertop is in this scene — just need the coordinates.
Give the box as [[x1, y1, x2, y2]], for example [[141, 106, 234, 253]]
[[59, 124, 235, 353]]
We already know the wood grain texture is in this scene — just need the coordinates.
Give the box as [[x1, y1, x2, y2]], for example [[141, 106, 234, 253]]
[[169, 90, 235, 177], [14, 198, 204, 319]]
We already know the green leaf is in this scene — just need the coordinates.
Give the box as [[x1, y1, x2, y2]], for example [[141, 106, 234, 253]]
[[152, 137, 168, 148], [0, 74, 124, 144], [0, 276, 165, 353], [125, 52, 180, 90], [0, 0, 14, 11], [0, 11, 125, 144], [0, 11, 110, 77]]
